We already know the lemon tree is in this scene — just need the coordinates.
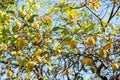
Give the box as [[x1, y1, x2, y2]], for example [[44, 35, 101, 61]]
[[0, 0, 120, 80]]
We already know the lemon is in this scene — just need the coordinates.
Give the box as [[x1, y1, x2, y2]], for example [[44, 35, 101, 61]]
[[34, 55, 41, 62], [16, 50, 23, 56], [17, 37, 27, 47], [99, 48, 107, 56], [20, 10, 26, 17], [53, 50, 60, 56], [87, 37, 96, 46], [0, 44, 7, 51], [26, 14, 31, 20], [68, 41, 77, 49], [105, 42, 112, 49], [15, 21, 21, 28], [65, 69, 70, 75], [112, 0, 118, 4], [26, 61, 36, 70], [34, 23, 39, 29], [82, 57, 92, 66], [7, 70, 13, 77], [42, 59, 47, 64], [112, 63, 119, 70]]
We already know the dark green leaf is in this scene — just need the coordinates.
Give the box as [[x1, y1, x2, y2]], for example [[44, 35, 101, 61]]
[[6, 10, 15, 14], [32, 14, 39, 18], [64, 37, 71, 42], [52, 27, 60, 31], [28, 18, 34, 23]]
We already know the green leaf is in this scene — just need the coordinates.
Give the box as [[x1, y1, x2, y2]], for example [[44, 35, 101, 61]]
[[12, 26, 16, 32], [90, 67, 96, 73], [52, 27, 60, 31], [6, 10, 15, 14], [19, 59, 27, 66], [86, 23, 96, 32], [43, 77, 47, 80], [78, 76, 84, 80], [8, 37, 16, 44], [28, 18, 34, 23], [2, 28, 10, 35], [47, 7, 54, 14], [28, 14, 38, 23], [32, 14, 39, 18], [64, 37, 71, 42], [39, 2, 45, 7], [22, 5, 26, 10], [69, 3, 77, 8], [72, 27, 80, 33], [84, 10, 89, 17]]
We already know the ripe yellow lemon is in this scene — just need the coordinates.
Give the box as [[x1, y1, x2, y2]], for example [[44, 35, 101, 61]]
[[0, 44, 7, 51], [65, 69, 70, 75], [68, 41, 77, 49], [5, 20, 11, 25], [42, 59, 47, 64], [87, 37, 96, 46], [92, 36, 98, 41], [17, 37, 27, 47], [16, 50, 23, 56], [26, 14, 31, 20], [112, 63, 119, 70], [26, 61, 36, 70], [17, 58, 22, 64], [7, 70, 13, 77], [34, 55, 41, 62], [20, 10, 26, 17], [80, 2, 84, 6], [99, 48, 107, 56], [53, 50, 60, 56], [15, 21, 21, 28], [110, 34, 114, 42], [105, 42, 112, 49], [112, 0, 118, 4], [35, 48, 42, 55], [34, 23, 39, 29], [87, 19, 92, 24], [82, 57, 92, 66], [36, 33, 42, 40]]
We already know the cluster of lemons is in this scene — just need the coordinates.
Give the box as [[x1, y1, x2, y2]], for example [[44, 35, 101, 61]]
[[17, 55, 47, 71], [25, 57, 47, 70], [13, 9, 53, 30], [80, 0, 100, 10], [80, 0, 118, 10]]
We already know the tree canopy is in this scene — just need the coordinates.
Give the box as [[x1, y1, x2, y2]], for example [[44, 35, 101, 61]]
[[0, 0, 120, 80]]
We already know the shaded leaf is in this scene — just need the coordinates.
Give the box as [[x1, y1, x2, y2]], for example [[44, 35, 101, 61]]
[[52, 27, 60, 31]]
